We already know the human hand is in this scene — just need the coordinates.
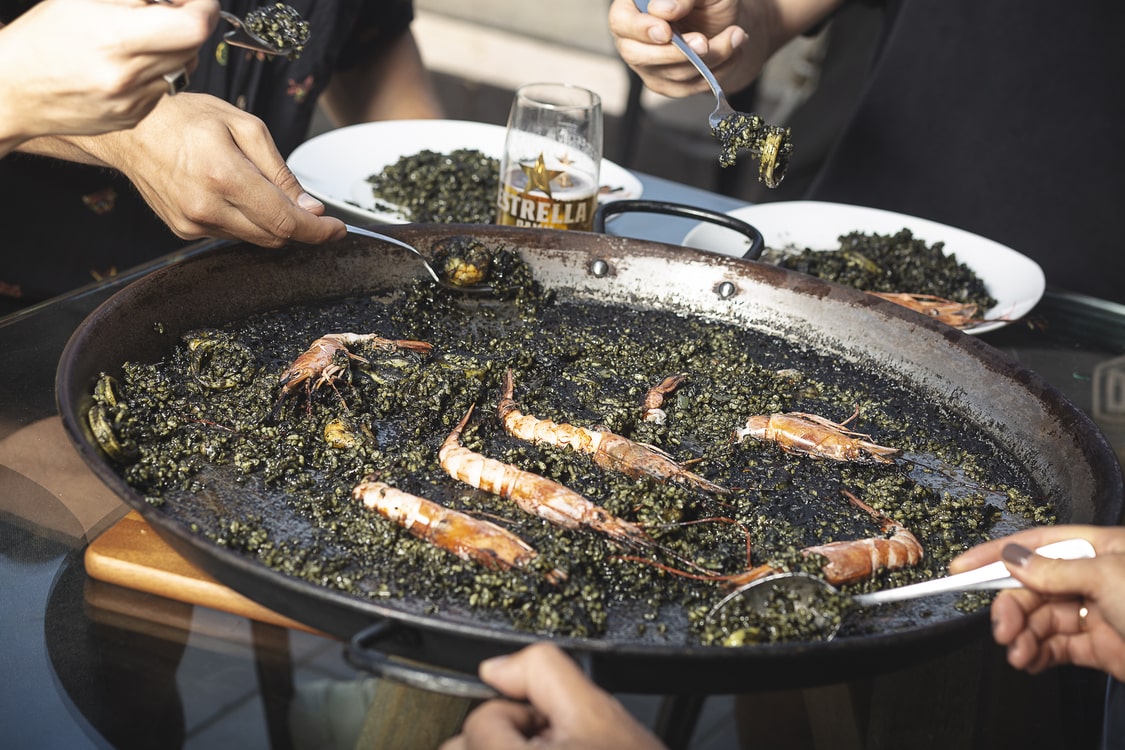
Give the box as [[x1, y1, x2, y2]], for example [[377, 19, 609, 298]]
[[440, 642, 666, 750], [950, 525, 1125, 681], [0, 0, 218, 141], [96, 93, 345, 247], [607, 0, 838, 98]]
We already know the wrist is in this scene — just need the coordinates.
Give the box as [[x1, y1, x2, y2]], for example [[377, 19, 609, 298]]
[[0, 78, 37, 149], [751, 0, 844, 51]]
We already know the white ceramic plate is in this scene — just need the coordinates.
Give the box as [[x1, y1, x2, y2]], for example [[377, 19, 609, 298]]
[[682, 200, 1046, 335], [288, 119, 643, 224]]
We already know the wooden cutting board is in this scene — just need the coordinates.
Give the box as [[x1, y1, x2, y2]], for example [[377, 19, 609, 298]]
[[85, 510, 323, 635]]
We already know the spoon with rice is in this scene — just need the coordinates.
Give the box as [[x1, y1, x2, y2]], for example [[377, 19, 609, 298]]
[[708, 538, 1096, 641]]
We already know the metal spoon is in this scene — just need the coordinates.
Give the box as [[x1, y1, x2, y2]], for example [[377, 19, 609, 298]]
[[708, 538, 1096, 640], [219, 9, 300, 57], [344, 225, 492, 294]]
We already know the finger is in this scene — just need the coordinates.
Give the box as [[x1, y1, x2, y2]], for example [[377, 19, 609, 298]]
[[616, 35, 701, 69], [990, 590, 1034, 646], [706, 25, 750, 64], [616, 44, 713, 95], [459, 700, 544, 749], [1007, 634, 1044, 674], [127, 0, 219, 54], [159, 178, 337, 246], [609, 0, 674, 45], [679, 30, 710, 56], [481, 642, 623, 728], [642, 0, 693, 22], [1021, 596, 1087, 643], [480, 643, 598, 710], [438, 735, 466, 750], [107, 7, 215, 84], [226, 117, 309, 205], [273, 163, 329, 216], [187, 198, 344, 247], [1026, 630, 1082, 674], [219, 119, 345, 243], [1001, 543, 1101, 599], [949, 526, 1099, 573]]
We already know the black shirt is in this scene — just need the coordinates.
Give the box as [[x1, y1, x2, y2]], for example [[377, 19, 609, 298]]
[[807, 0, 1125, 303]]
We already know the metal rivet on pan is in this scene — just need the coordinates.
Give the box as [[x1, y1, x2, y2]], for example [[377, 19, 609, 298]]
[[717, 281, 737, 299], [590, 259, 610, 278]]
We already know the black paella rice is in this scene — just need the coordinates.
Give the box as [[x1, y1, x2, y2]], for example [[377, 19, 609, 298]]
[[90, 238, 1050, 644], [365, 148, 500, 224], [243, 3, 309, 60], [769, 229, 996, 312], [712, 112, 793, 188]]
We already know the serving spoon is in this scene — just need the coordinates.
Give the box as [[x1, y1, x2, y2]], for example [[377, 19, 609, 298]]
[[146, 1, 291, 85], [219, 11, 285, 55], [708, 538, 1096, 640], [219, 6, 307, 57], [344, 225, 493, 294]]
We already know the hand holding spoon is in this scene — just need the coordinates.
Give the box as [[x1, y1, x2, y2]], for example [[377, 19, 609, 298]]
[[708, 538, 1096, 641]]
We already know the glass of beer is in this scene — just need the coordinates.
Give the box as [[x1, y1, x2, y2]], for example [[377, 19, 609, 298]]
[[496, 83, 603, 231]]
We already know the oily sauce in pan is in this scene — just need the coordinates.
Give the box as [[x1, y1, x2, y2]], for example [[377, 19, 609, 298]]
[[91, 240, 1053, 645]]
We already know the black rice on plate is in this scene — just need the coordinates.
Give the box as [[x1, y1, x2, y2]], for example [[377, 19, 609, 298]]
[[767, 229, 996, 312], [364, 148, 499, 224]]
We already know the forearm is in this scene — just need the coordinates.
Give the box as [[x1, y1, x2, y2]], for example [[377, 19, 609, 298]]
[[319, 31, 442, 125], [15, 131, 122, 168], [0, 98, 26, 158], [759, 0, 847, 48]]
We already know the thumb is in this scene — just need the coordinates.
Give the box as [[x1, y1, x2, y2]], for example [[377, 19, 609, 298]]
[[225, 117, 326, 215], [273, 163, 326, 215], [480, 642, 602, 719], [1002, 543, 1096, 598]]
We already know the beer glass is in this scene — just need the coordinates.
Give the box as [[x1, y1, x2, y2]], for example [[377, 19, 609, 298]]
[[496, 83, 603, 231]]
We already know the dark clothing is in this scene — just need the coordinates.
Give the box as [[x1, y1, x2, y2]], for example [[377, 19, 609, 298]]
[[806, 1, 1125, 303], [1106, 677, 1125, 750], [0, 0, 413, 313]]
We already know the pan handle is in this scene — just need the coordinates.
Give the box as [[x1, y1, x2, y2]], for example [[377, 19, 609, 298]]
[[345, 621, 599, 701], [345, 620, 502, 700], [593, 199, 765, 260]]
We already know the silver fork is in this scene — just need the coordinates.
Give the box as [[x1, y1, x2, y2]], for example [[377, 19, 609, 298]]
[[631, 0, 735, 131]]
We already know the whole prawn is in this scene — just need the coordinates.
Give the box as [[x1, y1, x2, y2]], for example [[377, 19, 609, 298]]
[[439, 404, 653, 548], [733, 410, 900, 464], [498, 370, 728, 494], [869, 292, 981, 329], [275, 332, 432, 408], [726, 490, 924, 588], [352, 479, 566, 583]]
